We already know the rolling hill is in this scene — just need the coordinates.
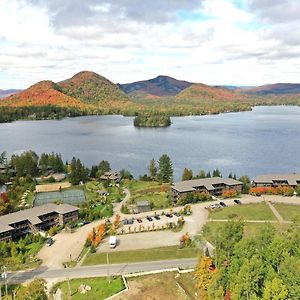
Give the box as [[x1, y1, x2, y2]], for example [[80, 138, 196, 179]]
[[175, 83, 246, 101], [240, 83, 300, 95], [58, 71, 130, 105], [0, 81, 88, 108], [118, 75, 193, 97]]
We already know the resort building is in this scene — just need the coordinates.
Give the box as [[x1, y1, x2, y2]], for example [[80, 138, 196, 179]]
[[172, 177, 243, 200], [100, 171, 121, 183], [0, 203, 79, 242], [252, 174, 300, 188]]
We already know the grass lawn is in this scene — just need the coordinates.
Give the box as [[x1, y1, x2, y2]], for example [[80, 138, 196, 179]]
[[132, 192, 172, 209], [209, 203, 276, 221], [129, 180, 170, 195], [52, 277, 124, 300], [273, 203, 300, 222], [83, 246, 199, 266], [202, 221, 288, 244]]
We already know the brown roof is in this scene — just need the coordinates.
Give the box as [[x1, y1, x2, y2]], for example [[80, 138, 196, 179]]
[[172, 177, 242, 193], [253, 174, 300, 186]]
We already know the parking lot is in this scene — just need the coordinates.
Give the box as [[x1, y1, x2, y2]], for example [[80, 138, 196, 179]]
[[117, 211, 182, 234]]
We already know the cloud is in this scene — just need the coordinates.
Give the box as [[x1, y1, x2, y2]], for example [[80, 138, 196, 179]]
[[1, 0, 300, 88]]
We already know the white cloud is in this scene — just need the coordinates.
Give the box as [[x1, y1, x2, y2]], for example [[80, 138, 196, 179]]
[[0, 0, 300, 88]]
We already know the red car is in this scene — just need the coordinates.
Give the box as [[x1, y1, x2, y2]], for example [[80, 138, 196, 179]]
[[137, 218, 143, 223]]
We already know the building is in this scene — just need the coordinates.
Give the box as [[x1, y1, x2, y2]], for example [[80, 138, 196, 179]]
[[252, 174, 300, 188], [99, 171, 121, 183], [172, 177, 243, 200], [136, 200, 151, 213], [0, 203, 79, 242]]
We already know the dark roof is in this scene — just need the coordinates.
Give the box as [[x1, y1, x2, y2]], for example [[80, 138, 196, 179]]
[[172, 177, 242, 193]]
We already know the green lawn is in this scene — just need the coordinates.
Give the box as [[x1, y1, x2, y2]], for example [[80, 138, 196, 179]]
[[273, 203, 300, 222], [132, 192, 172, 209], [52, 277, 124, 300], [128, 180, 170, 194], [202, 221, 288, 244], [83, 246, 199, 266], [209, 203, 276, 221]]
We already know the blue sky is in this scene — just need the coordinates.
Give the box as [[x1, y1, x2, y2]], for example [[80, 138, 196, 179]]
[[1, 0, 300, 89]]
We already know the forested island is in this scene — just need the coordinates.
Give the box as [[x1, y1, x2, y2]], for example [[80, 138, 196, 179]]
[[133, 114, 171, 127]]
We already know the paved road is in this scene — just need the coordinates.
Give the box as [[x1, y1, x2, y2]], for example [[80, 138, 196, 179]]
[[6, 258, 197, 284]]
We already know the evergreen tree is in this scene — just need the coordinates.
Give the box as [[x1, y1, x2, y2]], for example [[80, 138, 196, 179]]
[[262, 278, 288, 300], [239, 175, 251, 193], [157, 154, 173, 183], [98, 160, 111, 176], [90, 165, 98, 178], [206, 171, 211, 178], [148, 158, 157, 180], [212, 168, 222, 177]]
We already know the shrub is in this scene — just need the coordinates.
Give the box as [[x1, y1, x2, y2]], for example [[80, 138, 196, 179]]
[[222, 189, 238, 198]]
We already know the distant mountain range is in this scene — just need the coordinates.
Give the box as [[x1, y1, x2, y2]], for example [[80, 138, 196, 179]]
[[0, 89, 22, 99], [240, 83, 300, 95], [118, 75, 192, 97], [1, 72, 300, 115]]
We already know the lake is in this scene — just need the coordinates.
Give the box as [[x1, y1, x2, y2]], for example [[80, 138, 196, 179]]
[[0, 106, 300, 180]]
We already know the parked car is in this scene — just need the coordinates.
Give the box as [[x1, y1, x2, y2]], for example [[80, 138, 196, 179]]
[[174, 212, 180, 217], [82, 221, 90, 225], [46, 238, 54, 247], [122, 219, 128, 225], [234, 199, 242, 205], [137, 218, 143, 223], [154, 215, 161, 220], [165, 214, 173, 218], [208, 204, 217, 209], [146, 216, 153, 221], [219, 201, 227, 207], [127, 218, 134, 224]]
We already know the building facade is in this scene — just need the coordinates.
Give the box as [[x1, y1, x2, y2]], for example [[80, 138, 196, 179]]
[[172, 177, 243, 201], [0, 203, 79, 242], [252, 174, 300, 188]]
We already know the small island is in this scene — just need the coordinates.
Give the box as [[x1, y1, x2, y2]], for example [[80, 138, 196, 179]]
[[133, 114, 171, 128]]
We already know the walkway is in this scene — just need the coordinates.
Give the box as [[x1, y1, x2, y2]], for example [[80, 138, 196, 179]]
[[266, 201, 285, 223]]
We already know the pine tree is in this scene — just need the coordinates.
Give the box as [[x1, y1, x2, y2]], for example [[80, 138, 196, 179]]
[[157, 154, 173, 183], [148, 158, 157, 180]]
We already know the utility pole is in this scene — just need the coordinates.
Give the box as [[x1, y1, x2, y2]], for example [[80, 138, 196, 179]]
[[106, 252, 111, 284], [1, 266, 7, 297], [0, 281, 2, 300]]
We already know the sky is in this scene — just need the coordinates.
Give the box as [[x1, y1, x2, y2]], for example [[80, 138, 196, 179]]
[[1, 0, 300, 89]]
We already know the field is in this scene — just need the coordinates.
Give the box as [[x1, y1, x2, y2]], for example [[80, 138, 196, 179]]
[[35, 182, 71, 193], [121, 271, 197, 300], [83, 245, 199, 266], [128, 180, 171, 209], [34, 189, 85, 206], [52, 277, 124, 300], [209, 203, 276, 220], [273, 203, 300, 221]]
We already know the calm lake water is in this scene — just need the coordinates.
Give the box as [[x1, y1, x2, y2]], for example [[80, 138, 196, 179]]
[[0, 106, 300, 180]]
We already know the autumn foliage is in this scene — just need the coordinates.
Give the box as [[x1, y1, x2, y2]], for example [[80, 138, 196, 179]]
[[250, 186, 294, 196], [87, 223, 106, 247], [113, 214, 121, 228], [222, 189, 238, 198]]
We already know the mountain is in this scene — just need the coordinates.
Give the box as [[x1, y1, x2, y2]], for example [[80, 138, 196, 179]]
[[0, 89, 22, 99], [0, 81, 88, 108], [58, 71, 129, 105], [118, 75, 193, 97], [175, 83, 245, 101], [240, 83, 300, 95]]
